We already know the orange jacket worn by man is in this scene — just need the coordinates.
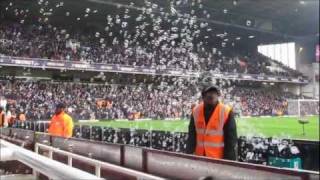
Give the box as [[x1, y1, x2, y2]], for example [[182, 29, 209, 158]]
[[0, 107, 5, 127], [187, 86, 238, 160], [48, 103, 74, 138]]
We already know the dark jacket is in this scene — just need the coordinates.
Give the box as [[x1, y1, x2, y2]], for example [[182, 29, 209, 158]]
[[186, 103, 238, 160]]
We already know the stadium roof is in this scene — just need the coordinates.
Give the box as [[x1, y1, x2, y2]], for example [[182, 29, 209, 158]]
[[203, 0, 319, 36]]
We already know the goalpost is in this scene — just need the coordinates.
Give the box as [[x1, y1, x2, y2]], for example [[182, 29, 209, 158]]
[[287, 99, 319, 117]]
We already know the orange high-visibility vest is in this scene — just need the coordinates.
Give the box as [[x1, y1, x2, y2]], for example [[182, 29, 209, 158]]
[[0, 111, 4, 127], [193, 102, 231, 159], [48, 112, 74, 138]]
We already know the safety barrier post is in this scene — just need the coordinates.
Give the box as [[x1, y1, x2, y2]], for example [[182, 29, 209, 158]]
[[90, 125, 92, 140], [33, 143, 39, 178], [68, 155, 73, 166], [48, 149, 53, 159], [172, 132, 176, 152], [95, 164, 101, 178], [149, 130, 153, 148]]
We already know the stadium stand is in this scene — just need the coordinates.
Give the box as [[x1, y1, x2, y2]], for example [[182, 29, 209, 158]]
[[0, 79, 312, 121], [0, 23, 305, 78], [0, 0, 318, 179]]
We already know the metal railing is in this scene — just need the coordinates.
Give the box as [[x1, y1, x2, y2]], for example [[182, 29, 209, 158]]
[[13, 121, 188, 153], [0, 139, 102, 180], [35, 143, 165, 180]]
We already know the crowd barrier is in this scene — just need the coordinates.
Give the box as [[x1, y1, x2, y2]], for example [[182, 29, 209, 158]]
[[11, 121, 320, 171], [0, 139, 102, 180], [1, 127, 319, 180]]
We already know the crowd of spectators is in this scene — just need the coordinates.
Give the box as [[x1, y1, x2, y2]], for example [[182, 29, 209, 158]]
[[0, 80, 193, 121], [0, 19, 310, 121], [0, 23, 304, 78], [0, 80, 308, 121], [230, 88, 294, 116]]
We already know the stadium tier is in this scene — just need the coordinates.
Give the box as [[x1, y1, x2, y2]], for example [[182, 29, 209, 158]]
[[1, 80, 318, 121], [0, 23, 307, 78]]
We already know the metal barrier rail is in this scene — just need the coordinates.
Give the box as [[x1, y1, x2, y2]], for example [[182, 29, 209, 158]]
[[35, 143, 166, 180], [14, 121, 187, 150], [12, 121, 320, 171], [2, 129, 318, 180], [0, 139, 102, 180]]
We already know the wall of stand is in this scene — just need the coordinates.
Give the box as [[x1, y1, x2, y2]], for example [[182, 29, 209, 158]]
[[0, 127, 319, 180]]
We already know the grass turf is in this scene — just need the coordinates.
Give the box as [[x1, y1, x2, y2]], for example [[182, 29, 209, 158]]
[[78, 116, 319, 141]]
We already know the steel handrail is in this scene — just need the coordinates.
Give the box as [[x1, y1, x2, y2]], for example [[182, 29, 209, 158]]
[[0, 139, 102, 180], [35, 143, 166, 180]]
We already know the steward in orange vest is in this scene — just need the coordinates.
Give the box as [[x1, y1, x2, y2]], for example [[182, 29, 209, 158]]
[[187, 86, 238, 160], [0, 107, 5, 127], [48, 103, 74, 138]]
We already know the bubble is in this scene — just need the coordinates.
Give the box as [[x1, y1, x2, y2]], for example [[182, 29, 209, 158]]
[[115, 18, 121, 24], [170, 6, 177, 15], [121, 22, 128, 28], [246, 20, 252, 26]]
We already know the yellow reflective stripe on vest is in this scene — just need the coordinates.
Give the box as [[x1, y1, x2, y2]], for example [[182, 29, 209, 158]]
[[196, 128, 206, 134], [207, 129, 223, 136], [197, 141, 225, 148]]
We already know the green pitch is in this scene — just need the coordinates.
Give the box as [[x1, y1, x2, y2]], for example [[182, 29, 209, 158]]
[[78, 116, 319, 141]]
